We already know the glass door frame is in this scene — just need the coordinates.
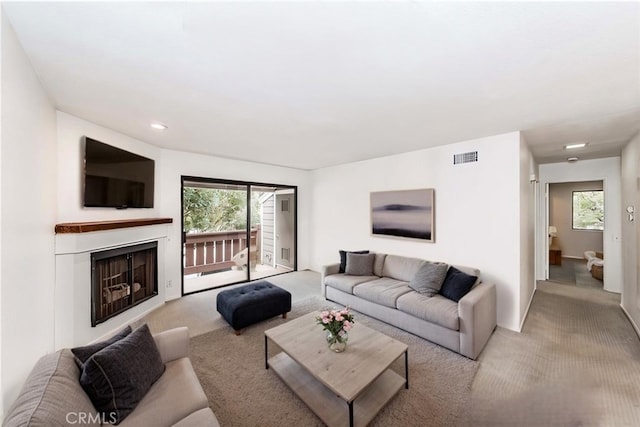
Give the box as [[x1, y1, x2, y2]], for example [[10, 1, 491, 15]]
[[180, 175, 298, 296]]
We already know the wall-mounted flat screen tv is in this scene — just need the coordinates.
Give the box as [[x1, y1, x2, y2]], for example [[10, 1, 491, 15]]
[[83, 137, 155, 209]]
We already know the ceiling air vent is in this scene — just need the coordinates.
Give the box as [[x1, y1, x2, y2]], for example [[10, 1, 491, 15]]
[[453, 151, 478, 165]]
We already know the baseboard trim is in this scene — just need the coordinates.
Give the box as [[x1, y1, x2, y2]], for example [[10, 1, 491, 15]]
[[519, 282, 537, 332], [620, 304, 640, 339]]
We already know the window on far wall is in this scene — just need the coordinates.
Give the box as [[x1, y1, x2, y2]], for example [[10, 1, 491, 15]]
[[572, 190, 604, 230]]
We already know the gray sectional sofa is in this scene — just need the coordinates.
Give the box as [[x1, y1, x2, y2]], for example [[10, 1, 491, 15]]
[[322, 253, 497, 360], [3, 327, 219, 427]]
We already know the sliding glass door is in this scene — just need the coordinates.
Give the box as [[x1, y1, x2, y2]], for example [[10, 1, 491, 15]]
[[181, 177, 296, 295], [249, 186, 296, 278]]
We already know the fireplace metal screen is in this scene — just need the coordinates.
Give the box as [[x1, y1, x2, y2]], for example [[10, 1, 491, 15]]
[[91, 241, 158, 326]]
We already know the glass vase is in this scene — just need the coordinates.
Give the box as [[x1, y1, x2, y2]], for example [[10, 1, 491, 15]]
[[326, 331, 348, 352]]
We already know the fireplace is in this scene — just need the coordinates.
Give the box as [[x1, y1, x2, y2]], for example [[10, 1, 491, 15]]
[[91, 241, 158, 326]]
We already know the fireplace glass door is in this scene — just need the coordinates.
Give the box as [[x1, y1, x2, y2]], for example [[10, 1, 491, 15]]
[[91, 241, 158, 326]]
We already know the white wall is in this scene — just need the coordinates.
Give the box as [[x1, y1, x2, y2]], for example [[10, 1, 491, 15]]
[[1, 12, 4, 417], [311, 132, 526, 331], [58, 113, 311, 301], [538, 158, 622, 293], [159, 149, 311, 300], [1, 13, 4, 417], [55, 115, 170, 347], [621, 131, 640, 334], [549, 181, 604, 257], [1, 10, 58, 411], [519, 136, 537, 328]]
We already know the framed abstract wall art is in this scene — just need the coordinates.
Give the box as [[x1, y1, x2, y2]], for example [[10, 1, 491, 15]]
[[370, 188, 435, 242]]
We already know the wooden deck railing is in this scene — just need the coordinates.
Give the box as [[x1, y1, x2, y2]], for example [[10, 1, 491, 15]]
[[184, 227, 260, 275]]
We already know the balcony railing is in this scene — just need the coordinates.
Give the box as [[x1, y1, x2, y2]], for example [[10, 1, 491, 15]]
[[184, 227, 260, 276]]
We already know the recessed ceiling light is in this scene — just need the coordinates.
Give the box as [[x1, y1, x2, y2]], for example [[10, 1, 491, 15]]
[[564, 143, 586, 150], [567, 157, 579, 162], [150, 122, 168, 131]]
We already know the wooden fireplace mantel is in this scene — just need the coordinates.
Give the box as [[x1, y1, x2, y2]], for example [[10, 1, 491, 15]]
[[55, 218, 173, 234]]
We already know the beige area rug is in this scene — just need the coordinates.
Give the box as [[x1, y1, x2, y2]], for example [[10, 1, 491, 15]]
[[190, 297, 478, 427]]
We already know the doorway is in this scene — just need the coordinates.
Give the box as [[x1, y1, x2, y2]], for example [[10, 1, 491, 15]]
[[181, 176, 297, 295], [547, 180, 604, 289]]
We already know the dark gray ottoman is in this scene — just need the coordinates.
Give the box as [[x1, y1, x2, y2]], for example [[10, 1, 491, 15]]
[[216, 281, 291, 334]]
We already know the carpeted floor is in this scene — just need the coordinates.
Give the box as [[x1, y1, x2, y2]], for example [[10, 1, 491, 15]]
[[146, 271, 640, 426], [549, 257, 603, 289], [142, 270, 321, 337], [470, 281, 640, 426], [189, 296, 478, 427]]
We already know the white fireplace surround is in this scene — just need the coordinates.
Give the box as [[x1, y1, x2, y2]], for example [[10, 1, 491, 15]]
[[55, 223, 169, 348]]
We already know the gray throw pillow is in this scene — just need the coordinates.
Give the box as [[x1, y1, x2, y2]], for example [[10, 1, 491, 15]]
[[72, 325, 132, 365], [409, 262, 449, 296], [339, 250, 369, 273], [345, 253, 376, 276], [79, 324, 165, 424]]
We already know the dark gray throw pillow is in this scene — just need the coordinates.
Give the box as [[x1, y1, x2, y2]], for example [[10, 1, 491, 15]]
[[409, 262, 449, 296], [72, 325, 132, 365], [339, 250, 369, 273], [439, 266, 478, 302], [79, 324, 165, 424], [345, 253, 375, 276]]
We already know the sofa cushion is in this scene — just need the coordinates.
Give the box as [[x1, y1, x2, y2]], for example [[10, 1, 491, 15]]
[[72, 325, 132, 365], [325, 274, 378, 294], [373, 254, 387, 277], [3, 349, 102, 427], [171, 408, 221, 427], [345, 252, 376, 276], [80, 324, 165, 424], [353, 278, 412, 308], [397, 292, 460, 330], [118, 358, 210, 427], [382, 255, 426, 282], [339, 250, 369, 273], [409, 262, 449, 296], [440, 266, 478, 302]]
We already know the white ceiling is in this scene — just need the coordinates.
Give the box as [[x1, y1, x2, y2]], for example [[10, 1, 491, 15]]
[[3, 2, 639, 170]]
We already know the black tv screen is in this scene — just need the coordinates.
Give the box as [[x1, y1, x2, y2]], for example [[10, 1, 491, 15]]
[[83, 137, 155, 208]]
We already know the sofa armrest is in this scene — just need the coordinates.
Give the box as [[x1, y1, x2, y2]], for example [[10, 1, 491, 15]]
[[458, 282, 497, 360], [321, 263, 340, 298], [153, 327, 190, 364], [322, 263, 340, 277]]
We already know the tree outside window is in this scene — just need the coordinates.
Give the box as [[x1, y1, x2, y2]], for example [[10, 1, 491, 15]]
[[572, 190, 604, 230], [183, 187, 261, 233]]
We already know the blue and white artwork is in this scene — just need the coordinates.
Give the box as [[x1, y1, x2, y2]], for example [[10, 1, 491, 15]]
[[371, 189, 434, 242]]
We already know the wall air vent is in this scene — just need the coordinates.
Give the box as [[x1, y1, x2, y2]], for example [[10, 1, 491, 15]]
[[453, 151, 478, 165]]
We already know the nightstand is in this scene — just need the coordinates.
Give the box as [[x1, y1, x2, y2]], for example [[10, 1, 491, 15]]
[[549, 248, 562, 265]]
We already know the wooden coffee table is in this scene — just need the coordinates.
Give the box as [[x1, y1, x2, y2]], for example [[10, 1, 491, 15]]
[[264, 312, 408, 427]]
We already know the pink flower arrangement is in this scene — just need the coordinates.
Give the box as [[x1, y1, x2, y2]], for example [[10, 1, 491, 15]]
[[316, 307, 355, 340]]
